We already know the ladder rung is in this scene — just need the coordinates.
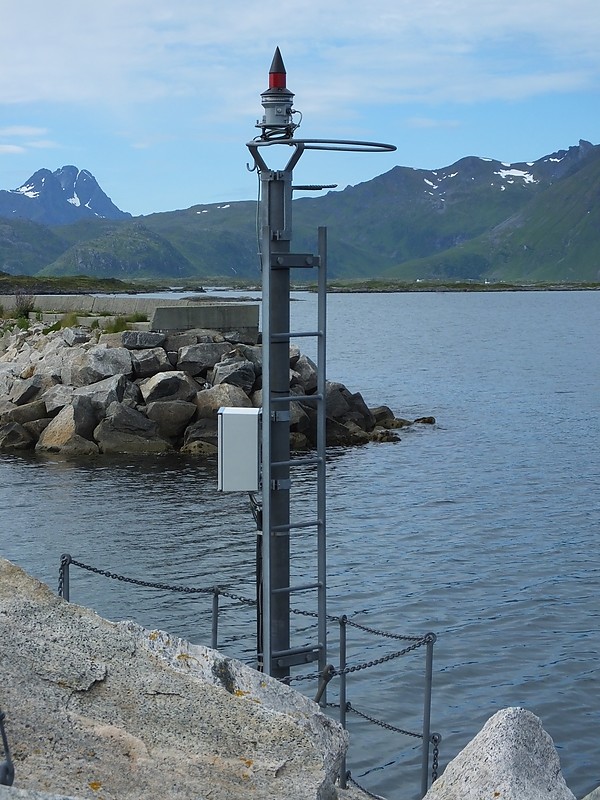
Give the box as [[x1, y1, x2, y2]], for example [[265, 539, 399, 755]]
[[272, 644, 322, 658], [272, 393, 323, 404], [271, 456, 323, 469], [271, 581, 322, 595], [273, 518, 322, 534], [271, 330, 322, 341]]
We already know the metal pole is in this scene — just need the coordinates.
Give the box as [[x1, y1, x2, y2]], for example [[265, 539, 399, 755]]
[[211, 589, 219, 650], [339, 615, 348, 789], [317, 226, 328, 687], [261, 167, 293, 680], [59, 553, 70, 601], [420, 633, 436, 797]]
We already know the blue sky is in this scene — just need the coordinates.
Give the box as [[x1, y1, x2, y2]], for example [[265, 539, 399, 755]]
[[1, 0, 599, 217]]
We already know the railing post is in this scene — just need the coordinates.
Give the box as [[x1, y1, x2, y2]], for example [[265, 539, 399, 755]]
[[339, 615, 348, 790], [58, 553, 71, 601], [420, 633, 437, 797], [212, 588, 219, 650]]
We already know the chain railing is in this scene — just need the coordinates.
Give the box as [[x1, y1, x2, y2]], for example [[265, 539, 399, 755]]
[[57, 553, 441, 798]]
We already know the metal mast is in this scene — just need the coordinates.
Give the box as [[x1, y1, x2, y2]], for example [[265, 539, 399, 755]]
[[247, 49, 395, 681]]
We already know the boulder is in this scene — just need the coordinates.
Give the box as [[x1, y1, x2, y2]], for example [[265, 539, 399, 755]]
[[176, 342, 233, 376], [146, 400, 197, 439], [36, 396, 99, 455], [121, 331, 166, 350], [343, 391, 376, 432], [40, 384, 75, 415], [139, 371, 199, 404], [292, 354, 318, 393], [182, 418, 218, 448], [130, 347, 171, 379], [423, 707, 576, 800], [8, 374, 52, 406], [194, 384, 252, 419], [62, 327, 91, 347], [73, 374, 134, 416], [61, 345, 133, 387], [180, 439, 219, 456], [325, 382, 352, 419], [93, 402, 171, 454], [1, 399, 47, 426], [230, 343, 263, 374], [22, 418, 52, 440], [0, 422, 34, 451], [371, 406, 412, 428], [0, 558, 347, 800], [211, 357, 256, 393]]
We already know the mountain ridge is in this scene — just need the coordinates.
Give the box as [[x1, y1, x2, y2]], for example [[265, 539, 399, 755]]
[[0, 141, 598, 282]]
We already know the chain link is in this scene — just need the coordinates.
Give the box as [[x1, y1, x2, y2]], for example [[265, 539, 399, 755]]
[[343, 617, 429, 643], [431, 732, 442, 782], [346, 702, 423, 739]]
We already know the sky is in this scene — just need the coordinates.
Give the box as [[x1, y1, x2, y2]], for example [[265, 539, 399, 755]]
[[1, 0, 599, 217]]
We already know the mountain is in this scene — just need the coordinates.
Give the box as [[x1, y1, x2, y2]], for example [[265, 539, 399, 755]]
[[0, 141, 598, 282], [385, 150, 600, 282], [38, 222, 196, 280], [0, 166, 131, 225]]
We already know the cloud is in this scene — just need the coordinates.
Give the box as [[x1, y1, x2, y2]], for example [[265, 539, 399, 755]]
[[0, 126, 49, 137], [0, 144, 26, 154], [0, 0, 598, 119]]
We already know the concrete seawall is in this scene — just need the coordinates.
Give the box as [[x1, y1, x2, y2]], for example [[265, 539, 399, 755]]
[[1, 295, 259, 340]]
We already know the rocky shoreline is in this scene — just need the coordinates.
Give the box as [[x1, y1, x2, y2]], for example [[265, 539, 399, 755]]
[[1, 558, 597, 800], [0, 321, 434, 457]]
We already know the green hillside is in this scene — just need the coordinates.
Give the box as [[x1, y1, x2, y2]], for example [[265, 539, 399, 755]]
[[39, 222, 196, 280], [384, 153, 600, 282], [0, 218, 69, 275]]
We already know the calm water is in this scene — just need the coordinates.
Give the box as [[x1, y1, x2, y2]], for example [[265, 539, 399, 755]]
[[1, 290, 599, 799]]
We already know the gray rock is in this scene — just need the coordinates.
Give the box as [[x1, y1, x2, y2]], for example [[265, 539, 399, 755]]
[[22, 418, 52, 441], [130, 346, 171, 378], [343, 390, 376, 432], [0, 422, 34, 451], [211, 357, 256, 393], [121, 330, 166, 350], [0, 788, 79, 800], [94, 402, 171, 454], [62, 327, 90, 346], [0, 559, 347, 800], [73, 374, 131, 416], [40, 384, 75, 415], [325, 381, 352, 419], [176, 341, 232, 375], [581, 788, 600, 800], [183, 418, 218, 447], [146, 400, 197, 439], [292, 354, 318, 393], [61, 345, 133, 387], [230, 343, 263, 374], [36, 396, 99, 455], [423, 707, 576, 800], [179, 439, 218, 456], [139, 371, 200, 404], [97, 332, 125, 347], [8, 374, 50, 406], [194, 384, 252, 419], [1, 399, 47, 426]]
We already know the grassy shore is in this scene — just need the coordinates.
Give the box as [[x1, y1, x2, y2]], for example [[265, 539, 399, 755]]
[[1, 273, 599, 295]]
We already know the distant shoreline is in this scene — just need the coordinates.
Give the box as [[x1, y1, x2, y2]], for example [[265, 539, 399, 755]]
[[1, 274, 599, 297]]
